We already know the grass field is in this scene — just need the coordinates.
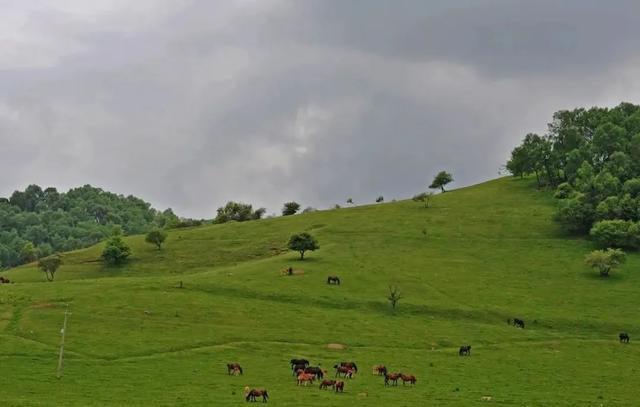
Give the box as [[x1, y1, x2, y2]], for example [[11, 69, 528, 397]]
[[1, 177, 639, 406]]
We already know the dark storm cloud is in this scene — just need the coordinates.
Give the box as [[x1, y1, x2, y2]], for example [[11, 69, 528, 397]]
[[1, 0, 640, 217]]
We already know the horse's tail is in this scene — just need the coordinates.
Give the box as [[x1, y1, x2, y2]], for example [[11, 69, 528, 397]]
[[263, 390, 268, 400], [239, 366, 243, 375], [352, 362, 358, 372]]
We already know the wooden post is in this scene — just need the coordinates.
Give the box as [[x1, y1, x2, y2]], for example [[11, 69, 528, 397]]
[[57, 305, 71, 379]]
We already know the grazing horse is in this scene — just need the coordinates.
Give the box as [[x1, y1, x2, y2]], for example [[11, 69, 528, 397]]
[[372, 365, 387, 376], [620, 332, 630, 343], [339, 362, 358, 372], [327, 276, 341, 285], [384, 372, 401, 386], [244, 387, 269, 403], [0, 276, 10, 284], [334, 365, 355, 378], [297, 372, 315, 386], [304, 366, 324, 379], [227, 363, 243, 375], [334, 381, 345, 392], [510, 318, 525, 329], [400, 374, 417, 385], [459, 345, 471, 356], [290, 359, 309, 369], [292, 364, 307, 376], [319, 379, 336, 390]]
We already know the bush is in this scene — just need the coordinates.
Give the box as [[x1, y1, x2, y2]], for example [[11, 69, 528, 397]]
[[589, 220, 634, 249], [101, 235, 131, 265], [585, 248, 626, 277], [554, 182, 574, 199], [555, 194, 595, 233]]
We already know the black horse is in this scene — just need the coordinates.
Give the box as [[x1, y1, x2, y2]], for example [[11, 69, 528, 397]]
[[304, 366, 324, 379], [620, 332, 630, 343], [290, 359, 310, 369], [509, 318, 525, 329], [459, 345, 471, 356], [327, 276, 341, 285]]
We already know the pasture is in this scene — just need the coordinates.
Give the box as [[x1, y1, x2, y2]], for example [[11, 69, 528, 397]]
[[1, 177, 639, 406]]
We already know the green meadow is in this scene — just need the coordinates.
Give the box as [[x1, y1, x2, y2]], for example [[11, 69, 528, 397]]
[[1, 177, 639, 406]]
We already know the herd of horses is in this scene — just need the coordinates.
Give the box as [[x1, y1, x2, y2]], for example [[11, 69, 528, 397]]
[[233, 317, 632, 402]]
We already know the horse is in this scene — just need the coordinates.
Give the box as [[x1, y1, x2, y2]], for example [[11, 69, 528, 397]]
[[334, 381, 345, 392], [327, 276, 340, 285], [227, 363, 243, 375], [384, 372, 401, 386], [459, 345, 471, 356], [244, 387, 269, 403], [304, 366, 324, 379], [620, 332, 630, 343], [510, 318, 525, 329], [290, 359, 309, 369], [292, 364, 307, 376], [0, 276, 10, 284], [339, 361, 358, 372], [319, 379, 336, 390], [372, 365, 387, 376], [400, 373, 417, 385], [334, 365, 355, 378], [297, 372, 315, 386]]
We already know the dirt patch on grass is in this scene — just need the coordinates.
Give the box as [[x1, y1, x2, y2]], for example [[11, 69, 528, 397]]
[[280, 269, 305, 276], [327, 343, 347, 350]]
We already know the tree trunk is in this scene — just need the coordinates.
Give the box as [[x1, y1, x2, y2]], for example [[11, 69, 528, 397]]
[[440, 186, 445, 193], [299, 250, 305, 260], [46, 271, 54, 281]]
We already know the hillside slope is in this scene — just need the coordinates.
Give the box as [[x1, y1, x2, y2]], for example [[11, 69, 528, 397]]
[[1, 177, 639, 406]]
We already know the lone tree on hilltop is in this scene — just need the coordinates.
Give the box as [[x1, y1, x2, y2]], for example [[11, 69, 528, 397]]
[[429, 171, 454, 192], [585, 248, 626, 277], [282, 202, 301, 216], [38, 255, 62, 281], [102, 234, 131, 265], [145, 229, 168, 250], [288, 232, 319, 260]]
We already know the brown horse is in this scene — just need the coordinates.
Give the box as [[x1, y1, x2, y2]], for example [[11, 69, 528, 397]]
[[227, 363, 243, 375], [339, 361, 358, 372], [384, 372, 401, 386], [0, 276, 10, 284], [244, 387, 268, 402], [319, 379, 336, 390], [334, 365, 355, 378], [297, 372, 315, 386], [334, 381, 344, 392], [400, 373, 417, 385], [372, 365, 387, 376], [327, 276, 340, 285]]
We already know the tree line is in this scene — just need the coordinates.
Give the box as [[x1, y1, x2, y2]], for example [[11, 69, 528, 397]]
[[0, 184, 199, 268], [507, 102, 640, 251]]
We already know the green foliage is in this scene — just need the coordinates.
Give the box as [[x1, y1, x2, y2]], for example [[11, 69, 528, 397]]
[[214, 201, 265, 224], [589, 220, 633, 248], [412, 192, 434, 208], [101, 235, 131, 265], [281, 201, 301, 216], [555, 194, 595, 233], [0, 184, 184, 268], [287, 232, 319, 260], [508, 102, 640, 246], [584, 248, 626, 277], [19, 242, 37, 264], [429, 171, 454, 192], [37, 255, 62, 281], [145, 229, 168, 250]]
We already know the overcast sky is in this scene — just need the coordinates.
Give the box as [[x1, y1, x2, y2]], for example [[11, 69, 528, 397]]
[[2, 0, 640, 217]]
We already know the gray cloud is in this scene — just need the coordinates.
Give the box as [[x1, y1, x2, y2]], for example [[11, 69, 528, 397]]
[[2, 0, 640, 217]]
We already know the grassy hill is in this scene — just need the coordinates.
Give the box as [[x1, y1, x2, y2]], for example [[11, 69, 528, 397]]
[[1, 177, 639, 406]]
